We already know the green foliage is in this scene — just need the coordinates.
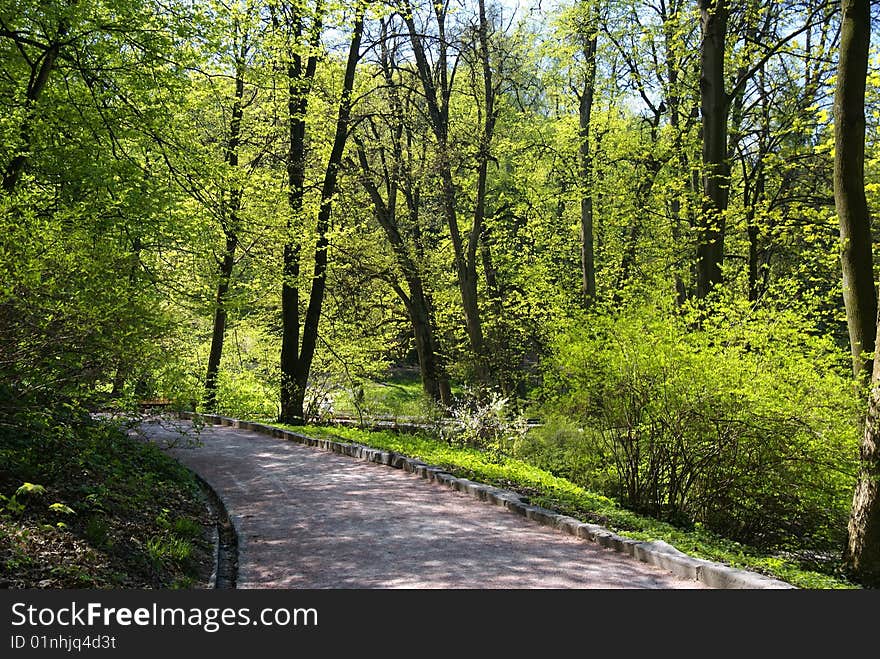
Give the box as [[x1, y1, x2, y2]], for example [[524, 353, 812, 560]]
[[15, 483, 46, 498], [514, 416, 617, 495], [213, 367, 279, 420], [147, 535, 193, 566], [0, 0, 870, 589], [441, 389, 530, 454], [0, 483, 54, 517], [332, 376, 426, 419], [0, 415, 211, 588], [47, 503, 76, 516], [538, 302, 860, 554]]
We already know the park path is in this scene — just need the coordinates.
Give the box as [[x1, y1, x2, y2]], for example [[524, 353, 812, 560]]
[[140, 420, 709, 589]]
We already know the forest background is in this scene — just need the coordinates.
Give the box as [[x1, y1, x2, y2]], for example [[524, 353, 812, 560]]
[[3, 0, 880, 588]]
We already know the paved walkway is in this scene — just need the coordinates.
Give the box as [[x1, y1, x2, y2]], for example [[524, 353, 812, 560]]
[[141, 420, 708, 589]]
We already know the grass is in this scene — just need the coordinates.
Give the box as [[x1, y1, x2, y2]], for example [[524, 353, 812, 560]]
[[0, 413, 214, 589], [331, 377, 430, 419], [271, 421, 859, 590]]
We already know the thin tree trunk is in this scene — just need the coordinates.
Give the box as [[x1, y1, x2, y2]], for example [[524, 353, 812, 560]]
[[204, 234, 239, 411], [838, 0, 880, 587], [354, 140, 449, 406], [834, 0, 876, 382], [696, 0, 729, 299], [747, 65, 770, 303], [402, 0, 491, 388], [284, 4, 364, 424], [376, 22, 453, 406], [462, 0, 495, 387], [663, 0, 691, 305], [578, 4, 598, 304], [204, 36, 247, 412], [746, 160, 766, 303]]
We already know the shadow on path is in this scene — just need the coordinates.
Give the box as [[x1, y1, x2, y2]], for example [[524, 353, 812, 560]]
[[141, 421, 708, 589]]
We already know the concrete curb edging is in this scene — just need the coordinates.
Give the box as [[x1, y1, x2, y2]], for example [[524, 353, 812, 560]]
[[181, 412, 796, 590], [186, 468, 238, 589]]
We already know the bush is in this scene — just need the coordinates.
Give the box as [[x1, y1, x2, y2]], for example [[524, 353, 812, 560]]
[[213, 368, 278, 420], [440, 389, 529, 455], [538, 303, 860, 553], [514, 416, 618, 496]]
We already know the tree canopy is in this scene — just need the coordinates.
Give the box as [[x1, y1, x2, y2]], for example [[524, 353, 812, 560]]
[[3, 0, 880, 587]]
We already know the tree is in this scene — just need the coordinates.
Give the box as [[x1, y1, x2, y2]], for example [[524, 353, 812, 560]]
[[278, 0, 365, 424], [695, 0, 833, 300], [274, 0, 324, 423], [576, 1, 600, 304], [400, 0, 493, 388], [204, 5, 255, 412], [351, 19, 452, 404], [1, 0, 199, 408], [837, 0, 880, 587], [834, 0, 876, 382]]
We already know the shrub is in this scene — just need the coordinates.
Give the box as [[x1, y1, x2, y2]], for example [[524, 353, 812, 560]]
[[214, 368, 278, 420], [539, 303, 860, 553], [514, 416, 618, 496], [441, 389, 529, 455]]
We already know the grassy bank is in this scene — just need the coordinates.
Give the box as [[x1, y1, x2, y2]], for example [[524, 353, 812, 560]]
[[0, 415, 214, 589]]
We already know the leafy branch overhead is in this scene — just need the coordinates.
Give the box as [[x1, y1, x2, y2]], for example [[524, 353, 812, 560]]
[[2, 0, 879, 587]]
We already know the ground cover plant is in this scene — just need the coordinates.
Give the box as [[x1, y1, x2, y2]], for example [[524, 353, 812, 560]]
[[5, 0, 880, 587], [0, 412, 214, 589]]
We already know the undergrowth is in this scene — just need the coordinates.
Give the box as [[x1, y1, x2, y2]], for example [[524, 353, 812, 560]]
[[0, 413, 213, 589]]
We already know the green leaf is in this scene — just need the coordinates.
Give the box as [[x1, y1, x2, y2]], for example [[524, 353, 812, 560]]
[[15, 483, 46, 497]]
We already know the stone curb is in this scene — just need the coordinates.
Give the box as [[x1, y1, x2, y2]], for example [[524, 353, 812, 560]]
[[185, 467, 238, 589], [181, 412, 796, 590]]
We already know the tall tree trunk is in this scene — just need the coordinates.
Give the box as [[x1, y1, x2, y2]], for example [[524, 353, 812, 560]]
[[379, 19, 451, 407], [354, 137, 450, 406], [462, 0, 495, 387], [696, 0, 729, 299], [747, 65, 770, 303], [662, 0, 692, 305], [834, 0, 876, 382], [204, 37, 247, 412], [838, 0, 880, 587], [204, 233, 238, 411], [402, 0, 491, 388], [282, 4, 364, 424], [746, 154, 767, 304], [278, 2, 322, 423], [578, 4, 598, 304]]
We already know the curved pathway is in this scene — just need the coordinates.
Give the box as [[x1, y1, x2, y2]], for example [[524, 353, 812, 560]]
[[141, 420, 709, 589]]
